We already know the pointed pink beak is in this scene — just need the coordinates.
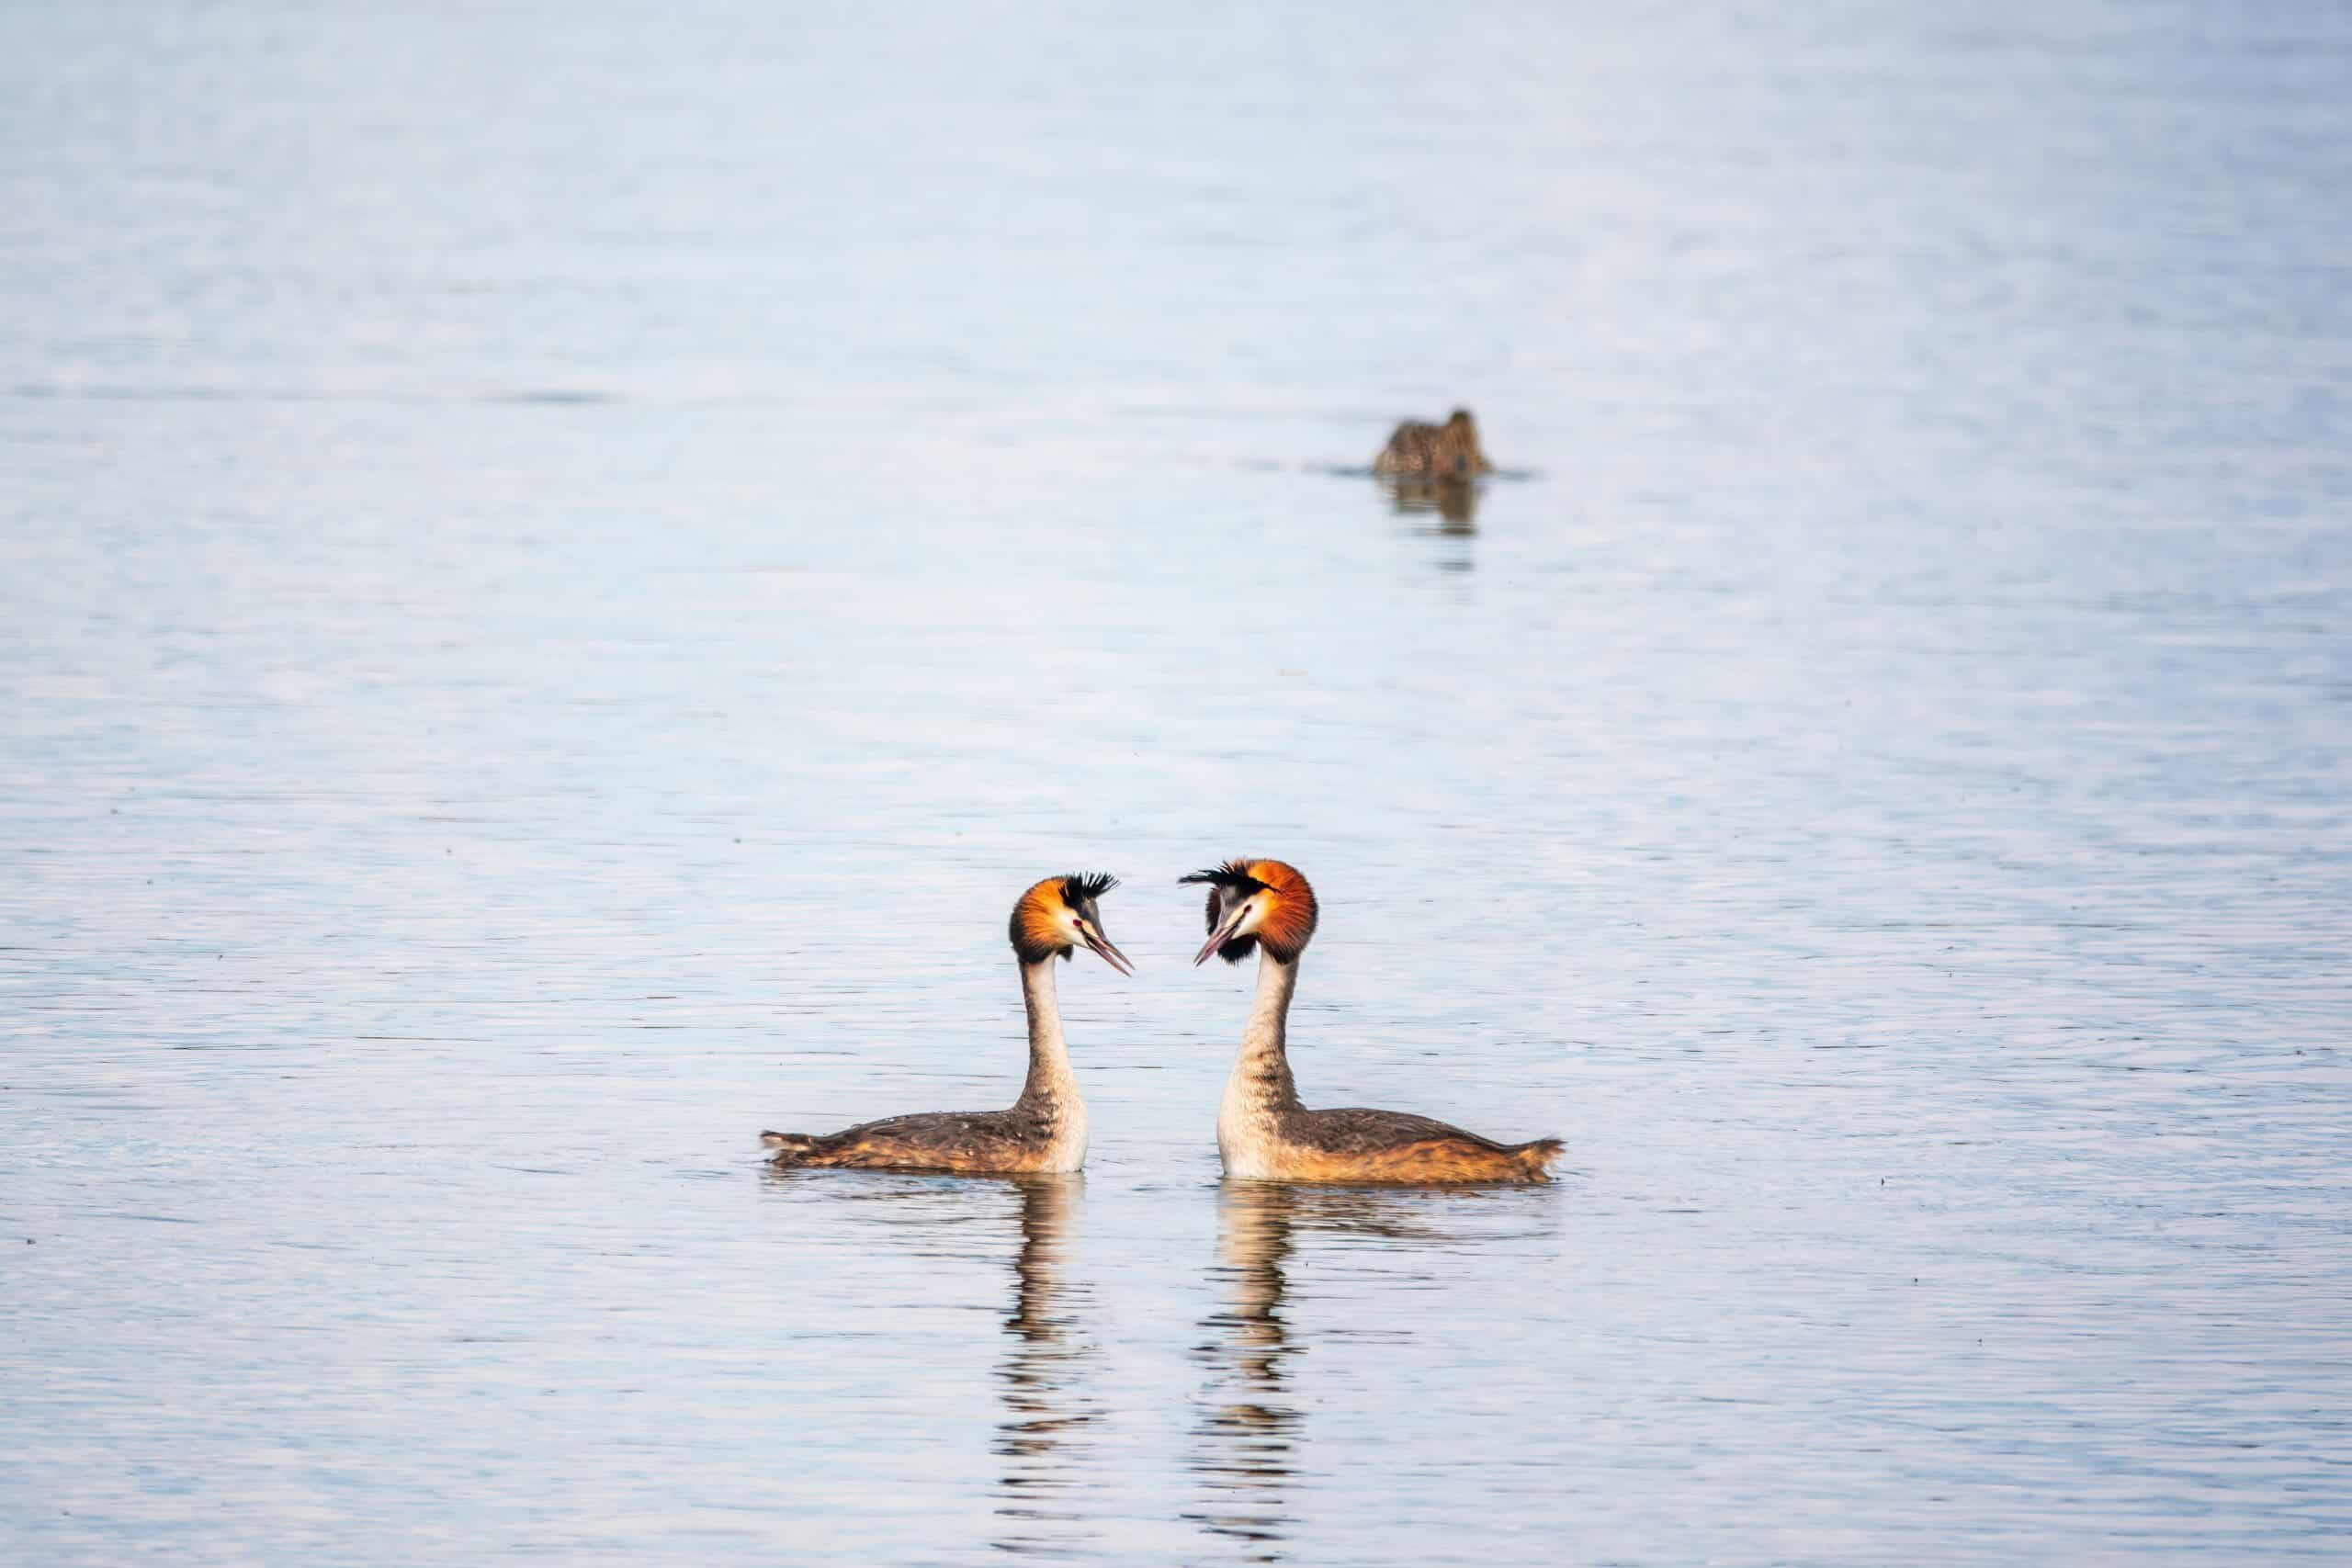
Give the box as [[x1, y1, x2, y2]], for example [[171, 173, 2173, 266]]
[[1193, 903, 1252, 967], [1077, 920, 1134, 976]]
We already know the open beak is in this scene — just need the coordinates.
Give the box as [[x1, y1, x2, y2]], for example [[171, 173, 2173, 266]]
[[1078, 921, 1134, 976], [1193, 903, 1251, 967]]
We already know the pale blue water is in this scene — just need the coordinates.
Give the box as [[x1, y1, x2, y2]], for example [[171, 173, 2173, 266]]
[[4, 2, 2349, 1562]]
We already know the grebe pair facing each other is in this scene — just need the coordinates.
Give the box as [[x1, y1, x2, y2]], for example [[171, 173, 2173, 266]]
[[762, 861, 1561, 1184]]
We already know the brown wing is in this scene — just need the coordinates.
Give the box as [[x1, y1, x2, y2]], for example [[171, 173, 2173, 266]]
[[764, 1107, 1054, 1172], [1286, 1107, 1517, 1156], [1275, 1108, 1559, 1183], [1373, 421, 1442, 475]]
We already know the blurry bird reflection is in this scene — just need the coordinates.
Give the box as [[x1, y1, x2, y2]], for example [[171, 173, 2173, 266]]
[[992, 1174, 1102, 1559], [1382, 474, 1479, 531], [1187, 1183, 1526, 1558], [1188, 1181, 1304, 1558]]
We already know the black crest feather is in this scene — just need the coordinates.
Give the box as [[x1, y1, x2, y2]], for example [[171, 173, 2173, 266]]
[[1178, 862, 1269, 895], [1180, 860, 1273, 963], [1062, 871, 1119, 902]]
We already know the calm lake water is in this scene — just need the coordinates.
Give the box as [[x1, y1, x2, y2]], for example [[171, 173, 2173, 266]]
[[5, 2, 2349, 1562]]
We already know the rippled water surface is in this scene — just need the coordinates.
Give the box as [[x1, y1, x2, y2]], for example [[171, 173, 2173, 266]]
[[5, 2, 2350, 1562]]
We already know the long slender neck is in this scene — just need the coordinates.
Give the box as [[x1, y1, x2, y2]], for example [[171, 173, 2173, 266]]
[[1018, 958, 1079, 1106], [1227, 953, 1302, 1111]]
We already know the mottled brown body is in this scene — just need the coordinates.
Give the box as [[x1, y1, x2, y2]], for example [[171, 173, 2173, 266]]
[[762, 1102, 1081, 1176], [1371, 410, 1494, 479], [1234, 1109, 1562, 1184]]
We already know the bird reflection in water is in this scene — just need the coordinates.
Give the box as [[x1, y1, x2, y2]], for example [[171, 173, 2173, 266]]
[[992, 1173, 1102, 1560], [1382, 474, 1479, 533], [1188, 1181, 1302, 1556], [1188, 1183, 1467, 1559]]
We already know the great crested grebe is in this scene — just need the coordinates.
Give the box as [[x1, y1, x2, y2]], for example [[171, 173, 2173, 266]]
[[762, 874, 1130, 1175], [1371, 408, 1495, 480], [1184, 860, 1562, 1184]]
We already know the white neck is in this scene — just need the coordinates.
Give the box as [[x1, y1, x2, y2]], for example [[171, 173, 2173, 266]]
[[1018, 958, 1078, 1103], [1242, 953, 1299, 1068], [1218, 953, 1302, 1176]]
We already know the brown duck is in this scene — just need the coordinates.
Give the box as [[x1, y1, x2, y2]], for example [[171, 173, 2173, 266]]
[[1371, 409, 1495, 479]]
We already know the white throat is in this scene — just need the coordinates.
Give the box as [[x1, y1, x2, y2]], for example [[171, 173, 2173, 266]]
[[1019, 957, 1088, 1171], [1216, 953, 1301, 1178]]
